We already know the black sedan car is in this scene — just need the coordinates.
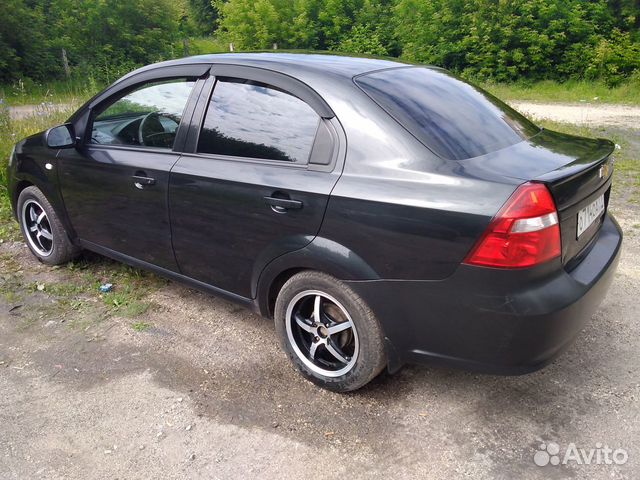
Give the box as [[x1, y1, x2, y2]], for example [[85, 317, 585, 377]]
[[7, 53, 622, 391]]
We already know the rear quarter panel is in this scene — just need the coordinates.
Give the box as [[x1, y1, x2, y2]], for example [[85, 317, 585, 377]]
[[322, 173, 516, 280], [312, 82, 519, 280]]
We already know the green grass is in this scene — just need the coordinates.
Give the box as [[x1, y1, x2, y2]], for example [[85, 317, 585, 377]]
[[73, 258, 167, 317], [187, 36, 229, 55], [0, 252, 24, 304], [0, 77, 102, 107], [0, 190, 20, 243], [482, 78, 640, 105], [0, 249, 167, 331], [131, 321, 152, 332], [538, 119, 640, 205], [29, 281, 86, 296], [535, 119, 607, 138]]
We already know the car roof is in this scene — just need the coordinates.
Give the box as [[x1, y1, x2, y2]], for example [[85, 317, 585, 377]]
[[131, 52, 413, 80]]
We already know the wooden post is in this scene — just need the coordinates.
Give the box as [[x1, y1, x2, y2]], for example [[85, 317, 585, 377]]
[[273, 43, 278, 50], [61, 48, 70, 78], [229, 43, 234, 52], [182, 38, 190, 56]]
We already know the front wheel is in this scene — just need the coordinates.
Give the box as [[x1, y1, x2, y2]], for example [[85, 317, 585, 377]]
[[274, 271, 386, 392], [17, 186, 80, 265]]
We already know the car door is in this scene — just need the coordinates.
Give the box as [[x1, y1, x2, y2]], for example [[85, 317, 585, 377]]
[[58, 73, 204, 270], [169, 66, 343, 298]]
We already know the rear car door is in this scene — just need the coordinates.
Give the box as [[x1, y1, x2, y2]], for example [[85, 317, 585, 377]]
[[58, 72, 204, 270], [169, 66, 342, 298]]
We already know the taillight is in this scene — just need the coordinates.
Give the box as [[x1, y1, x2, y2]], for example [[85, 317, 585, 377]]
[[464, 182, 561, 268]]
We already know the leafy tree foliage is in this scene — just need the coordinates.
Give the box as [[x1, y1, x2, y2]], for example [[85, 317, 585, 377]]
[[1, 0, 639, 84], [188, 0, 219, 35], [1, 0, 180, 83], [214, 0, 396, 53], [393, 0, 632, 83], [0, 0, 57, 82], [215, 0, 640, 84], [338, 24, 388, 56]]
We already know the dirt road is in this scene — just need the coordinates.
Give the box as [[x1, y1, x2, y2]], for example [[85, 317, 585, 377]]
[[7, 103, 75, 121], [510, 101, 640, 129], [1, 121, 639, 479]]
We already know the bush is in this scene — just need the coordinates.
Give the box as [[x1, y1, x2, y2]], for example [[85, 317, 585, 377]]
[[336, 24, 388, 56], [213, 0, 640, 84], [3, 0, 640, 85], [1, 0, 181, 84], [394, 0, 619, 82], [586, 30, 640, 86]]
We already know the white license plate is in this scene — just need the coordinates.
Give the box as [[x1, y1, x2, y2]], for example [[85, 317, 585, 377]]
[[577, 195, 605, 239]]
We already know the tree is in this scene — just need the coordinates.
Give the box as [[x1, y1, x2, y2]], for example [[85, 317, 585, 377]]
[[49, 0, 181, 81], [0, 0, 57, 82], [337, 24, 388, 55], [188, 0, 219, 35], [2, 0, 640, 84], [0, 0, 180, 82], [394, 0, 622, 82]]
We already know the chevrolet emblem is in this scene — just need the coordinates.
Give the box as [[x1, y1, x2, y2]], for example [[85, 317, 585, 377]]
[[599, 160, 612, 179]]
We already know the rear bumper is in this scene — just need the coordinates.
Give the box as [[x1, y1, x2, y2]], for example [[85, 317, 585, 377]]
[[345, 213, 622, 374]]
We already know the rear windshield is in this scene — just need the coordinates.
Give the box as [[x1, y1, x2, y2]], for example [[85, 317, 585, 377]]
[[355, 67, 540, 160]]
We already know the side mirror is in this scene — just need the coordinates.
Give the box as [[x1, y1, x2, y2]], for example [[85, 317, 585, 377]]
[[46, 124, 76, 149]]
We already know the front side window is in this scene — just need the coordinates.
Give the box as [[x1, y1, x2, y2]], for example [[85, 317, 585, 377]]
[[91, 78, 195, 149], [197, 78, 320, 163]]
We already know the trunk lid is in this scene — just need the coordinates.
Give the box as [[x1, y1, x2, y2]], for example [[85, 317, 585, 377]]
[[468, 129, 616, 266], [534, 132, 615, 267]]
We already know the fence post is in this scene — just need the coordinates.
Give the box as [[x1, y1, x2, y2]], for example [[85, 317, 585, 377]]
[[273, 43, 278, 50], [229, 43, 234, 52], [61, 48, 70, 78]]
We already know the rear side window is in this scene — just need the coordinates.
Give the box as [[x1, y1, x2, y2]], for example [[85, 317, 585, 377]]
[[355, 67, 540, 160], [197, 77, 320, 163]]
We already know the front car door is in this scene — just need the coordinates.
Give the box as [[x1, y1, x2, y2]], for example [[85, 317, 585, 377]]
[[169, 66, 343, 298], [58, 69, 205, 270]]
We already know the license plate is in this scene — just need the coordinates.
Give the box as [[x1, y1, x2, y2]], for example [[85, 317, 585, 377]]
[[577, 195, 605, 239]]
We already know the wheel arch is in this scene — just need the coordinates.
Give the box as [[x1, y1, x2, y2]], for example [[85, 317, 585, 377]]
[[12, 179, 34, 213], [255, 236, 380, 318], [11, 172, 77, 242]]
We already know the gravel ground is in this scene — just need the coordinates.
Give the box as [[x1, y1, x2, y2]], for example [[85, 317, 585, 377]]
[[7, 103, 75, 121], [510, 102, 640, 129], [1, 118, 639, 479]]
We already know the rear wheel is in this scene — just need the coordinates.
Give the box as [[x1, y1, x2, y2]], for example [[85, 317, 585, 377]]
[[274, 271, 386, 392], [17, 186, 80, 265]]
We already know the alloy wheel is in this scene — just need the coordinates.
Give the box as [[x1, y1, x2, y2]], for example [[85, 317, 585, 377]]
[[22, 199, 54, 257], [285, 290, 359, 377]]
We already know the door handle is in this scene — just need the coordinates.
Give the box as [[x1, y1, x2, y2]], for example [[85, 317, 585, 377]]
[[133, 171, 156, 189], [264, 195, 303, 212]]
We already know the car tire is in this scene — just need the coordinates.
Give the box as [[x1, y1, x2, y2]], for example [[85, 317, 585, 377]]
[[274, 270, 386, 392], [17, 186, 80, 265]]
